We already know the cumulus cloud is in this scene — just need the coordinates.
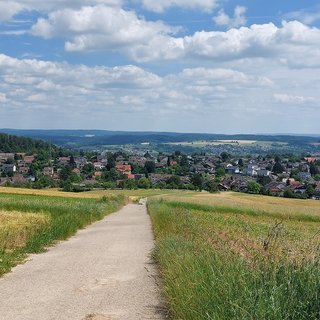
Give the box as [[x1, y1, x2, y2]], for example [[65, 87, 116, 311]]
[[30, 5, 177, 56], [213, 6, 247, 28], [140, 0, 217, 13], [0, 0, 122, 21], [29, 9, 320, 68], [0, 52, 319, 132], [274, 94, 316, 104]]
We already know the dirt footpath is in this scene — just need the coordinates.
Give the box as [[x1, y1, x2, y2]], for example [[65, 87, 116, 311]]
[[0, 203, 166, 320]]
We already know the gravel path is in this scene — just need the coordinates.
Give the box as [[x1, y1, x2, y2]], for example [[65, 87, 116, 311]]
[[0, 203, 166, 320]]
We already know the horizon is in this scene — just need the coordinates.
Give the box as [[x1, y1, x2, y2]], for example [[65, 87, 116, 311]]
[[1, 128, 320, 138], [1, 1, 320, 133]]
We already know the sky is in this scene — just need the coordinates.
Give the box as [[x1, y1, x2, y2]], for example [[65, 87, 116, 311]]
[[0, 0, 320, 134]]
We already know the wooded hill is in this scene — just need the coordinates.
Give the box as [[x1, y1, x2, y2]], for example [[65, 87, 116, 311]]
[[0, 132, 56, 154]]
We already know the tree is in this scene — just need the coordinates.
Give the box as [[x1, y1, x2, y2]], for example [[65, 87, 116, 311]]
[[272, 161, 284, 174], [60, 165, 72, 181], [216, 167, 225, 177], [138, 177, 151, 189], [204, 180, 218, 193], [106, 153, 116, 170], [144, 161, 156, 173], [220, 152, 230, 162], [306, 185, 315, 198], [310, 163, 319, 176], [191, 173, 204, 191], [81, 163, 94, 177], [247, 181, 262, 194], [180, 155, 189, 167]]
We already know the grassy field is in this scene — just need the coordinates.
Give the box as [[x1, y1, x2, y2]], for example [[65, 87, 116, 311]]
[[148, 192, 320, 319], [0, 187, 187, 200], [0, 192, 125, 276]]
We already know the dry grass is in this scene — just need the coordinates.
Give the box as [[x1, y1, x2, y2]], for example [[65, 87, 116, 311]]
[[0, 187, 184, 201], [164, 191, 320, 218], [0, 210, 50, 250]]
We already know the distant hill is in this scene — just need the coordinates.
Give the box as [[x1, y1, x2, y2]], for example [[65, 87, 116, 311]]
[[0, 132, 56, 153], [0, 129, 319, 150]]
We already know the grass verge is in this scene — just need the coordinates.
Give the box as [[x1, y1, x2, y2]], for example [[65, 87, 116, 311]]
[[0, 193, 125, 276], [148, 199, 320, 319]]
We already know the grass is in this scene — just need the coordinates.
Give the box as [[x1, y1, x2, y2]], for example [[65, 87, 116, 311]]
[[148, 194, 320, 319], [0, 192, 125, 276], [0, 186, 185, 200]]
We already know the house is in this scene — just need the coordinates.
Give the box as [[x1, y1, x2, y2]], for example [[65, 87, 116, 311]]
[[58, 157, 70, 165], [257, 169, 271, 177], [225, 164, 240, 174], [298, 172, 311, 181], [115, 164, 134, 179], [94, 171, 103, 178], [43, 167, 54, 177], [18, 166, 29, 174], [304, 157, 318, 163], [0, 153, 14, 161], [93, 162, 105, 170], [1, 164, 16, 173], [265, 182, 287, 196], [24, 155, 35, 164], [115, 164, 132, 174], [72, 168, 81, 176], [74, 156, 88, 169], [150, 173, 172, 185], [246, 163, 259, 176], [293, 185, 307, 194], [129, 156, 146, 166]]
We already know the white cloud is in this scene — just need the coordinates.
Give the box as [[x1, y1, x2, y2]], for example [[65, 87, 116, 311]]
[[0, 2, 24, 22], [0, 53, 319, 132], [285, 5, 320, 25], [213, 6, 247, 28], [29, 9, 320, 68], [0, 0, 122, 21], [30, 5, 177, 55], [140, 0, 217, 13], [274, 94, 316, 104]]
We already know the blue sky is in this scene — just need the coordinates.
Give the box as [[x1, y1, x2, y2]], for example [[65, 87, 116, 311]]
[[0, 0, 320, 133]]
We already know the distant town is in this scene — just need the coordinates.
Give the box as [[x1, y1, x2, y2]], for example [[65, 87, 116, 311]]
[[1, 146, 320, 200]]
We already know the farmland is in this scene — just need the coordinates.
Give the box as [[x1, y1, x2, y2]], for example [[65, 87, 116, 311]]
[[148, 192, 320, 319], [0, 191, 125, 276]]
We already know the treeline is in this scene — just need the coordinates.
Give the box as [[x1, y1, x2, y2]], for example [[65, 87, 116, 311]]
[[0, 133, 57, 154]]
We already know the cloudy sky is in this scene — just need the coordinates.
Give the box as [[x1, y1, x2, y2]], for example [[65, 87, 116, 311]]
[[0, 0, 320, 134]]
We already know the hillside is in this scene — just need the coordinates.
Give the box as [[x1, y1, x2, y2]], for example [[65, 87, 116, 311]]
[[0, 132, 56, 154]]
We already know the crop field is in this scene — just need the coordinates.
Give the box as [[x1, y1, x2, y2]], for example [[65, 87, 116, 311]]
[[0, 192, 125, 276], [0, 187, 187, 200], [148, 192, 320, 319]]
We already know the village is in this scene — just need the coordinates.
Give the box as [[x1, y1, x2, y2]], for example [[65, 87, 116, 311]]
[[0, 150, 320, 199]]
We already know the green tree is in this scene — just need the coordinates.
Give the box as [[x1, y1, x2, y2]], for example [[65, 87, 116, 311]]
[[306, 185, 315, 198], [144, 161, 156, 173], [191, 173, 204, 191], [204, 180, 218, 193], [138, 177, 151, 189], [247, 181, 262, 194], [272, 161, 285, 174]]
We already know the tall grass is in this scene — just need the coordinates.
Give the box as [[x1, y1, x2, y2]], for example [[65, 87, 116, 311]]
[[148, 199, 320, 319], [0, 193, 125, 276]]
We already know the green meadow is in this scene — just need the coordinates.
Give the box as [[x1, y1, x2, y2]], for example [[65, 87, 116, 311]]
[[148, 193, 320, 319]]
